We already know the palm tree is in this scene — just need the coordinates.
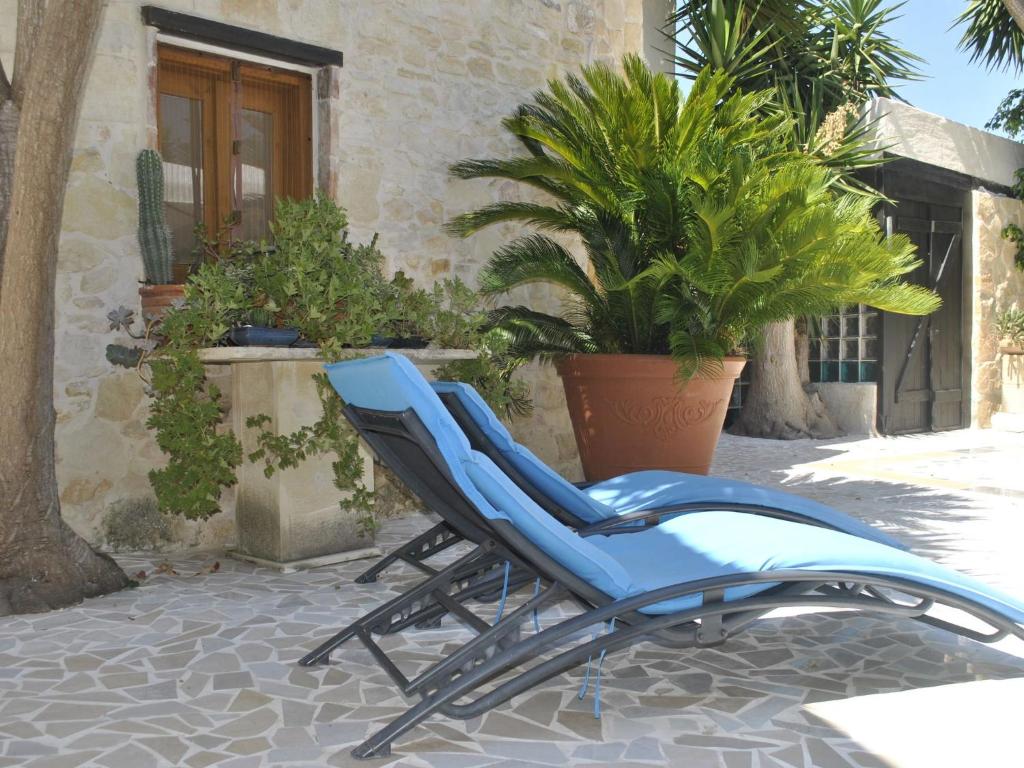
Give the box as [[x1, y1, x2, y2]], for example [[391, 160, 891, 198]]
[[670, 0, 925, 437], [957, 1, 1024, 136], [958, 0, 1024, 70], [448, 57, 937, 380]]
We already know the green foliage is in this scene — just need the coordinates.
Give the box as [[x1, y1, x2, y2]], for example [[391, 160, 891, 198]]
[[957, 0, 1024, 72], [670, 0, 922, 191], [137, 149, 174, 285], [254, 196, 388, 355], [986, 88, 1024, 137], [145, 194, 529, 525], [1002, 223, 1024, 271], [106, 343, 143, 368], [997, 306, 1024, 347], [449, 57, 940, 376], [957, 1, 1024, 138], [426, 278, 490, 349], [147, 343, 243, 520], [433, 328, 533, 419], [378, 271, 438, 340], [247, 372, 376, 537]]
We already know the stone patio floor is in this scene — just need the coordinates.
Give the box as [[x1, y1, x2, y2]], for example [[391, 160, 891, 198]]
[[3, 429, 1024, 767]]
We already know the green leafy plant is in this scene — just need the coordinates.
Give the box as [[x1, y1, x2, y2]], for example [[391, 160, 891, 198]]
[[142, 195, 530, 528], [378, 271, 439, 341], [250, 196, 388, 354], [147, 340, 243, 520], [434, 328, 533, 419], [448, 57, 940, 376], [1002, 223, 1024, 271], [997, 306, 1024, 348], [957, 0, 1024, 74]]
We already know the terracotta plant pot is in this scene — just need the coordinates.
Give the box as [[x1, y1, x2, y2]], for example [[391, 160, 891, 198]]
[[555, 354, 746, 481], [139, 284, 185, 320]]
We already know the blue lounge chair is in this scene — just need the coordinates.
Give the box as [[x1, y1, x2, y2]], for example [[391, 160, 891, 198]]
[[301, 353, 1024, 759], [351, 375, 904, 584]]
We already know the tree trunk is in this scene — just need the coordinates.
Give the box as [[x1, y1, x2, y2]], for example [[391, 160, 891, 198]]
[[1002, 0, 1024, 33], [730, 319, 841, 440], [0, 0, 128, 616]]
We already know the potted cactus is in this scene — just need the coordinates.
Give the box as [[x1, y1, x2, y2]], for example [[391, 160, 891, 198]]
[[136, 149, 183, 318]]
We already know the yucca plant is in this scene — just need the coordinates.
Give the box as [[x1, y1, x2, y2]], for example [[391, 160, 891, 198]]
[[448, 56, 939, 377]]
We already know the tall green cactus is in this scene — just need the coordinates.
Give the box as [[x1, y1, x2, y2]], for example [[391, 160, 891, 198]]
[[136, 149, 174, 284]]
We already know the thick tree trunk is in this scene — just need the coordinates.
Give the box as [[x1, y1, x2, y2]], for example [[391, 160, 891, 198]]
[[1002, 0, 1024, 33], [730, 319, 840, 440], [0, 0, 128, 615]]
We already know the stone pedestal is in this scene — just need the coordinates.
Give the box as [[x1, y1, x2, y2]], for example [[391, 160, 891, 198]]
[[1000, 351, 1024, 414], [199, 347, 475, 571], [812, 382, 879, 436]]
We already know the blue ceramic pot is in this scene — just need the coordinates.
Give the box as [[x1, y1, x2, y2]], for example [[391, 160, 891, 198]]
[[229, 326, 301, 347]]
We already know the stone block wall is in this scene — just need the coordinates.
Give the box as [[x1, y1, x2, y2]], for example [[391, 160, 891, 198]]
[[970, 189, 1024, 426], [0, 0, 669, 548]]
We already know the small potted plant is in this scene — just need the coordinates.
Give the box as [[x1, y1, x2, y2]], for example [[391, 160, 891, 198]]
[[136, 149, 184, 318], [449, 57, 939, 480]]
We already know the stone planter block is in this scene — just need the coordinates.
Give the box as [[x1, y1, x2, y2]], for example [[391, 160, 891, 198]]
[[199, 347, 476, 570]]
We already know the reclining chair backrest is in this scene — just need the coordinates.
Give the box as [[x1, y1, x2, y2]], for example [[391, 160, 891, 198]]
[[325, 354, 636, 603], [431, 380, 912, 551], [432, 382, 613, 526]]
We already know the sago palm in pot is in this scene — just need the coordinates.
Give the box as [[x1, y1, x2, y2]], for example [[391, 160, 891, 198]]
[[448, 56, 939, 479]]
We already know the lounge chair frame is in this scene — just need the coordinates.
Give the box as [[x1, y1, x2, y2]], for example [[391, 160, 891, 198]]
[[303, 403, 1024, 759]]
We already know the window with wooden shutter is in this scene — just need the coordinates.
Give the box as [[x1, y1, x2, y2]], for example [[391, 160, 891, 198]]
[[156, 44, 313, 281]]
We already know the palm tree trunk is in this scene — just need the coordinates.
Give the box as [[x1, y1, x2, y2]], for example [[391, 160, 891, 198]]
[[1002, 0, 1024, 32], [0, 0, 128, 615], [730, 319, 840, 440]]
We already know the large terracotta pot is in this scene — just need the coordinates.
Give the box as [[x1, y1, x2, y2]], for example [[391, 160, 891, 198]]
[[139, 284, 185, 320], [555, 354, 746, 481]]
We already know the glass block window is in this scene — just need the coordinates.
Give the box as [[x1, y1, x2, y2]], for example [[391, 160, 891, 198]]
[[723, 363, 751, 428], [809, 305, 879, 383]]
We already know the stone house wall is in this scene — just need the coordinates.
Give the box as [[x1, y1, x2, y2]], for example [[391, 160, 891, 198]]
[[0, 0, 671, 549], [970, 189, 1024, 426]]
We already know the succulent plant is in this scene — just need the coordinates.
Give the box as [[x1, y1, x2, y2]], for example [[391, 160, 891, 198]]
[[136, 149, 174, 285]]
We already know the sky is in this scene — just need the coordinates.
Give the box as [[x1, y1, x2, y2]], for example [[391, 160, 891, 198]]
[[886, 0, 1020, 134]]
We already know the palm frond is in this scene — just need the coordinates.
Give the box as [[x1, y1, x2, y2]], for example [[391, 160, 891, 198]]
[[486, 305, 596, 360], [956, 0, 1024, 72], [450, 55, 938, 377]]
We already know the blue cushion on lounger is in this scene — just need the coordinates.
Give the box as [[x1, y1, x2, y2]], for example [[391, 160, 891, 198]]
[[590, 511, 1024, 620], [325, 354, 504, 525], [431, 380, 905, 550], [431, 381, 614, 524]]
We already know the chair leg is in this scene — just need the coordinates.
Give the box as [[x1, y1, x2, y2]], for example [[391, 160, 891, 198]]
[[300, 544, 490, 667], [354, 521, 461, 583]]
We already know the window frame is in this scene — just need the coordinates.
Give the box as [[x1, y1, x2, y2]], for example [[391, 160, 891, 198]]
[[154, 38, 318, 275]]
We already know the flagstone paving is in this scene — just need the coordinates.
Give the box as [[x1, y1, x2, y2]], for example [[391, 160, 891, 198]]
[[2, 429, 1024, 767]]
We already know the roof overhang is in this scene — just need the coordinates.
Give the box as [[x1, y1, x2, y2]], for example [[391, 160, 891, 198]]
[[862, 97, 1024, 190]]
